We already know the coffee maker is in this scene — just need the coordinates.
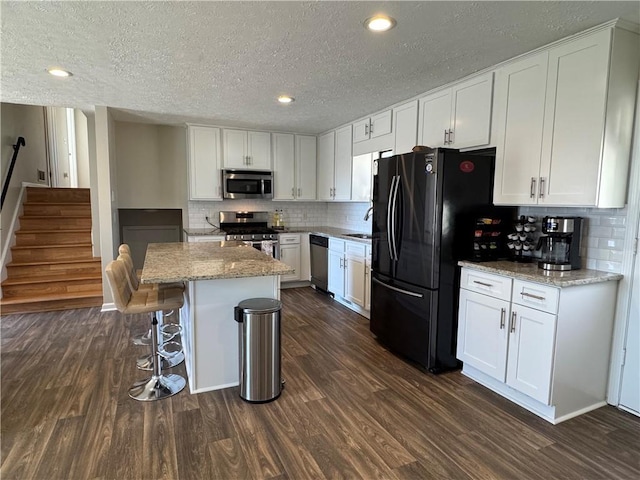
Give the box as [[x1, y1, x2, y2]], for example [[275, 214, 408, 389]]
[[537, 216, 583, 271]]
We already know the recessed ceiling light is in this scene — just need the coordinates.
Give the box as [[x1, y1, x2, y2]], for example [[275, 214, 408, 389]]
[[47, 68, 73, 77], [278, 95, 295, 104], [364, 15, 396, 32]]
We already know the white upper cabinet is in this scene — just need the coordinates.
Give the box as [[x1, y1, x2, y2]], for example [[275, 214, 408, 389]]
[[317, 126, 352, 201], [295, 135, 317, 200], [272, 133, 296, 200], [334, 125, 353, 201], [222, 129, 271, 170], [317, 131, 335, 201], [273, 133, 316, 201], [418, 72, 494, 150], [492, 52, 549, 205], [494, 26, 639, 207], [393, 100, 418, 155], [187, 125, 222, 201], [351, 153, 373, 202], [353, 110, 392, 144]]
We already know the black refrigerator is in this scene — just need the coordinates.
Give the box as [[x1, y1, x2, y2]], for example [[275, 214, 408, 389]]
[[370, 147, 500, 373]]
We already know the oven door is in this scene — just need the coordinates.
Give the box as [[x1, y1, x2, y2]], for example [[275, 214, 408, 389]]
[[223, 171, 273, 199]]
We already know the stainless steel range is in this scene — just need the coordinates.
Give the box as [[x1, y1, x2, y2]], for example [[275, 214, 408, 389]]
[[219, 211, 279, 258]]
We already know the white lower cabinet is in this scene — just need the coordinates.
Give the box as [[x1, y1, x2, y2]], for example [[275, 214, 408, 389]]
[[364, 246, 371, 311], [278, 234, 301, 283], [328, 239, 346, 298], [327, 238, 370, 318], [457, 267, 618, 424], [344, 242, 366, 307], [186, 234, 226, 243]]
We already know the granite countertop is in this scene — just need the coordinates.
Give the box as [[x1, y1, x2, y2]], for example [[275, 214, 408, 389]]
[[458, 260, 623, 287], [183, 227, 226, 236], [141, 241, 294, 283], [275, 226, 372, 244]]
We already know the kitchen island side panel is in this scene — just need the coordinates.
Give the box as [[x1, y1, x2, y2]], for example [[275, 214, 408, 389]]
[[186, 275, 280, 393]]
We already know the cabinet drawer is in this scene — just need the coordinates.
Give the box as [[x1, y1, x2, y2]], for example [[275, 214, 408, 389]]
[[345, 241, 366, 258], [512, 280, 559, 314], [279, 234, 300, 245], [460, 268, 512, 301], [329, 238, 345, 252]]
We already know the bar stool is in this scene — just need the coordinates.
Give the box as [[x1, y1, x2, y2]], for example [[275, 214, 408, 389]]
[[105, 259, 186, 401], [117, 252, 185, 370]]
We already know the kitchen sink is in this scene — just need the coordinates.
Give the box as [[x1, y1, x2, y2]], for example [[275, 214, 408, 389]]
[[345, 233, 372, 239]]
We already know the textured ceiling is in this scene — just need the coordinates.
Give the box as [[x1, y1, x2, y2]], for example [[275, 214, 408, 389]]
[[1, 1, 638, 134]]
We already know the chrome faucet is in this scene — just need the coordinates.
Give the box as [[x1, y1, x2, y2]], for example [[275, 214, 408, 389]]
[[363, 205, 374, 221]]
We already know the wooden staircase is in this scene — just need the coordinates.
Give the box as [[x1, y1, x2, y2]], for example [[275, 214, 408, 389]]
[[1, 187, 103, 314]]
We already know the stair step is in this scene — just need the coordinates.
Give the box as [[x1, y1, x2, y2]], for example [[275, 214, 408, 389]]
[[1, 277, 103, 298], [19, 216, 92, 230], [15, 230, 92, 246], [0, 292, 103, 315], [26, 187, 90, 204], [2, 273, 102, 286], [23, 202, 91, 217], [11, 244, 94, 263], [6, 259, 102, 279]]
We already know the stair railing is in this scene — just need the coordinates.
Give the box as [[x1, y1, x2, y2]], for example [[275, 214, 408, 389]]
[[1, 136, 26, 211]]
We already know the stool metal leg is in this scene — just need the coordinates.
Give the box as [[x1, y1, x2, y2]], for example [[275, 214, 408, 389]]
[[128, 313, 186, 401], [136, 350, 185, 371], [132, 328, 152, 346]]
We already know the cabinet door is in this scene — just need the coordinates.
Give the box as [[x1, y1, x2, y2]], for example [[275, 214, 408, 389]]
[[493, 52, 549, 205], [317, 131, 335, 201], [334, 125, 353, 200], [222, 129, 247, 168], [279, 244, 301, 282], [247, 131, 271, 169], [457, 289, 509, 382], [393, 100, 418, 155], [295, 135, 317, 200], [418, 89, 451, 148], [328, 250, 345, 298], [506, 304, 556, 405], [353, 118, 370, 144], [188, 126, 222, 200], [351, 153, 373, 202], [345, 254, 366, 307], [299, 233, 311, 281], [451, 72, 494, 149], [364, 258, 371, 311], [272, 133, 295, 200], [370, 110, 392, 139], [539, 29, 611, 206]]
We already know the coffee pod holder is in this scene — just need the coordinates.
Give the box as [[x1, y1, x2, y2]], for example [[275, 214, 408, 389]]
[[507, 215, 536, 263]]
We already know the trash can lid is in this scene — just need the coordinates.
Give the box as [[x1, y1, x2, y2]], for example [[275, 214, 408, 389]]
[[237, 297, 282, 314]]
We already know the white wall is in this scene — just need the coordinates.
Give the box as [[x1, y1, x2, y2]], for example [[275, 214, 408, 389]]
[[114, 121, 187, 218], [74, 109, 91, 188]]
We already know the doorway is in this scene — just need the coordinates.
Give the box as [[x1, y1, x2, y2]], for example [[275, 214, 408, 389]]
[[45, 106, 78, 188]]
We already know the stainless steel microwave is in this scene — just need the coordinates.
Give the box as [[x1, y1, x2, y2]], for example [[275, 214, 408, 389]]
[[222, 170, 273, 199]]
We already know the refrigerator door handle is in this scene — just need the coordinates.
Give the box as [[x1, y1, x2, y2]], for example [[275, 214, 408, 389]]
[[386, 175, 397, 261], [390, 174, 401, 261], [372, 277, 423, 298]]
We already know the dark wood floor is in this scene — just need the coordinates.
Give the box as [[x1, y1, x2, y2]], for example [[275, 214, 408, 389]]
[[1, 287, 639, 479]]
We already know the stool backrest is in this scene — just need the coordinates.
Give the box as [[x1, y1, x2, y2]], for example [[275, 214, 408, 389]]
[[105, 260, 133, 312], [117, 252, 140, 291], [118, 244, 132, 256]]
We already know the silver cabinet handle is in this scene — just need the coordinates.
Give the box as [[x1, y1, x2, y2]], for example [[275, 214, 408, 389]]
[[365, 123, 369, 136], [448, 129, 454, 144], [510, 311, 517, 333], [291, 187, 295, 197], [369, 122, 373, 134], [530, 177, 537, 198], [473, 280, 493, 288], [521, 291, 546, 301], [298, 187, 301, 196], [539, 177, 546, 198], [500, 308, 506, 329], [444, 129, 449, 144]]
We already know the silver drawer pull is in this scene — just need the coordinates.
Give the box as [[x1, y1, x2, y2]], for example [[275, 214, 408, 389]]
[[510, 311, 517, 333], [500, 308, 506, 329], [521, 291, 546, 301], [473, 280, 493, 288]]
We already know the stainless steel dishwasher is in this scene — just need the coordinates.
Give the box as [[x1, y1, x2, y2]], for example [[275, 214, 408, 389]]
[[309, 234, 329, 293]]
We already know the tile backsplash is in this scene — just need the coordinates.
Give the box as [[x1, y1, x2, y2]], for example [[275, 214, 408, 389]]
[[518, 206, 627, 273]]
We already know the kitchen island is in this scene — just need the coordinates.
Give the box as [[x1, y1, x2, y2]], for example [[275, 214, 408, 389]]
[[141, 241, 294, 393]]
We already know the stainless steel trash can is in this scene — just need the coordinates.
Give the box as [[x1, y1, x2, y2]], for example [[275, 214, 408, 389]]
[[234, 298, 282, 403]]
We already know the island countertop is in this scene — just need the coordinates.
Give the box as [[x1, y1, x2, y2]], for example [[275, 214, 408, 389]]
[[458, 260, 622, 287], [141, 241, 294, 284]]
